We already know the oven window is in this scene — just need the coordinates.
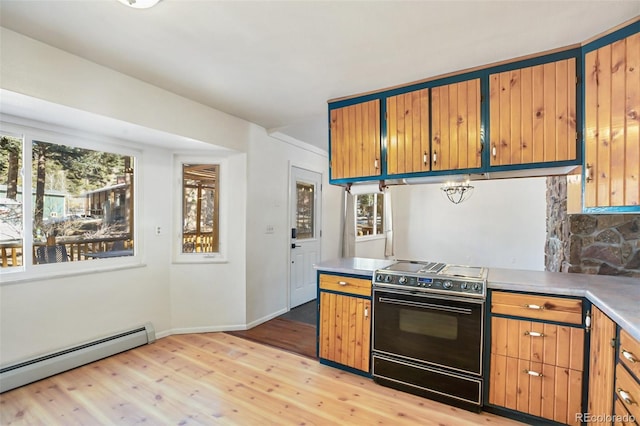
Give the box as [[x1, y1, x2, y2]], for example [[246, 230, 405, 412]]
[[399, 309, 458, 340]]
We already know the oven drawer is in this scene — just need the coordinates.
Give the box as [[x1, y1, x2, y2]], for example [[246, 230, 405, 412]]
[[491, 291, 583, 325], [616, 363, 640, 422], [491, 317, 584, 370], [320, 274, 371, 296], [489, 354, 582, 425], [620, 329, 640, 381]]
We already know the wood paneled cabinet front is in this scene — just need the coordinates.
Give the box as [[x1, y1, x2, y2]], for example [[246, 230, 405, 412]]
[[584, 32, 640, 208], [431, 78, 482, 172], [386, 88, 431, 175], [386, 79, 482, 176], [318, 274, 372, 373], [488, 291, 585, 425], [587, 306, 616, 422], [489, 57, 578, 167], [329, 100, 381, 180]]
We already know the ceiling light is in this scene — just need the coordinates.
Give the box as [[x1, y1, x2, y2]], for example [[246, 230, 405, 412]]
[[117, 0, 161, 9], [441, 180, 474, 204]]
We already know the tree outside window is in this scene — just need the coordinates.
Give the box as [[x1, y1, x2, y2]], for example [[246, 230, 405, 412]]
[[182, 164, 219, 253], [356, 193, 384, 238], [0, 134, 135, 268]]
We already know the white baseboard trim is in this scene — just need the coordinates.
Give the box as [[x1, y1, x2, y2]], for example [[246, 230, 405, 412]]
[[245, 307, 288, 329]]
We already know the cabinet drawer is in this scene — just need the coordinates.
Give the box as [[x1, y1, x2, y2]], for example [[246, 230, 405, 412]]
[[616, 363, 640, 422], [620, 329, 640, 381], [491, 291, 583, 325], [489, 353, 582, 425], [319, 274, 371, 296], [491, 317, 584, 370]]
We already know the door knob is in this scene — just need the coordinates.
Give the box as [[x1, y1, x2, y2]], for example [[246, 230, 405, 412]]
[[291, 243, 302, 249]]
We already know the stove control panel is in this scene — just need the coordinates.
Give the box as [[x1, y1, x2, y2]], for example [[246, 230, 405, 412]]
[[374, 273, 484, 296]]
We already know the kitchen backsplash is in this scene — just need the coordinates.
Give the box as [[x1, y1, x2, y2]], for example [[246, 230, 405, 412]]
[[546, 176, 640, 278]]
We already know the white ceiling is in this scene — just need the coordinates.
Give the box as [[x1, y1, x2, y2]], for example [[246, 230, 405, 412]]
[[0, 0, 638, 151]]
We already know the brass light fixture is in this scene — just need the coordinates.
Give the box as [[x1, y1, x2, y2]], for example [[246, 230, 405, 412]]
[[441, 180, 474, 204]]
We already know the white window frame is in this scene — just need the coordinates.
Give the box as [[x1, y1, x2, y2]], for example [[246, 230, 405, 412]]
[[0, 118, 142, 283], [172, 154, 228, 264], [355, 192, 385, 241]]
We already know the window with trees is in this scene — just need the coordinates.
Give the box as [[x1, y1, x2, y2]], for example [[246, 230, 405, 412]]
[[355, 193, 384, 238], [182, 164, 219, 253], [0, 131, 135, 271]]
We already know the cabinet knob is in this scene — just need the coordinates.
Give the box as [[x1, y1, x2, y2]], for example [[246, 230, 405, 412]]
[[617, 388, 637, 406], [338, 281, 348, 286], [622, 349, 637, 363], [523, 304, 544, 310], [523, 369, 543, 377], [492, 145, 497, 157]]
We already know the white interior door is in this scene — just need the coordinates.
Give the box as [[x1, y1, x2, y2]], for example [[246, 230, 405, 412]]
[[289, 166, 321, 308]]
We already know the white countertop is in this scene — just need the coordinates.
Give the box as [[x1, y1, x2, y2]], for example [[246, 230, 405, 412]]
[[315, 258, 640, 341], [314, 257, 395, 277]]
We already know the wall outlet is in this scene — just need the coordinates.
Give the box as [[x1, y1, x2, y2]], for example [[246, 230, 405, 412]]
[[155, 226, 161, 235], [266, 225, 274, 234]]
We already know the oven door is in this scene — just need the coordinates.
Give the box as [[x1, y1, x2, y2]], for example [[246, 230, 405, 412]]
[[373, 288, 484, 375]]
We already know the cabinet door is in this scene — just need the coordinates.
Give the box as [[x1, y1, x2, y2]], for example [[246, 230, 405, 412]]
[[329, 100, 381, 180], [318, 292, 371, 372], [490, 354, 582, 425], [386, 88, 430, 175], [588, 306, 616, 421], [489, 58, 577, 166], [431, 79, 482, 171], [584, 32, 640, 208]]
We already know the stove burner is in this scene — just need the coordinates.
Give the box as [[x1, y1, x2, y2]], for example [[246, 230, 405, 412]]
[[374, 260, 487, 298]]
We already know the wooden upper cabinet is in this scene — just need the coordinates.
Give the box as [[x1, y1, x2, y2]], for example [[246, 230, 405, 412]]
[[329, 100, 381, 180], [386, 88, 430, 175], [431, 79, 482, 171], [584, 32, 640, 208], [489, 58, 577, 166]]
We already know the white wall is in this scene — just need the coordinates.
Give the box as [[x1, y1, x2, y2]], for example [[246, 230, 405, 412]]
[[392, 177, 547, 270], [169, 153, 249, 333], [245, 127, 341, 325], [0, 28, 341, 365], [0, 28, 250, 152], [0, 145, 175, 365]]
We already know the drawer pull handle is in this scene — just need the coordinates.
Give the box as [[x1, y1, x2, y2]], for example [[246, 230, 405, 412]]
[[622, 349, 637, 363], [423, 151, 428, 165], [523, 304, 544, 310], [617, 388, 637, 406], [523, 369, 543, 377], [338, 281, 348, 286], [524, 331, 545, 337]]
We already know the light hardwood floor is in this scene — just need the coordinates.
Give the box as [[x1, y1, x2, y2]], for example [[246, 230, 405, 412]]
[[0, 333, 524, 425]]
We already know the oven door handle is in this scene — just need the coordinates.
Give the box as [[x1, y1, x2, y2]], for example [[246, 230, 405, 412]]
[[377, 297, 473, 315]]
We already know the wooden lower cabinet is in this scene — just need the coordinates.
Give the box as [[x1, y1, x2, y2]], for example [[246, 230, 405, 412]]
[[588, 306, 617, 422], [318, 291, 371, 373], [489, 354, 582, 424], [489, 316, 584, 425], [488, 291, 586, 425]]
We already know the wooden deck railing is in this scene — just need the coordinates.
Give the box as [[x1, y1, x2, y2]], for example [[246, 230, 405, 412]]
[[0, 237, 133, 267], [182, 233, 217, 253]]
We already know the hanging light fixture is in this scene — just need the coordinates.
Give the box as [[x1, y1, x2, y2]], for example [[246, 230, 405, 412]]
[[117, 0, 161, 9], [441, 180, 474, 204]]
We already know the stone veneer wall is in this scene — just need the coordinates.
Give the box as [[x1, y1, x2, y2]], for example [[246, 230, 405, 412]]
[[545, 176, 640, 278]]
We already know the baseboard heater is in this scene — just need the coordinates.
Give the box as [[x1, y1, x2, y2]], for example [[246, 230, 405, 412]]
[[0, 322, 155, 393]]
